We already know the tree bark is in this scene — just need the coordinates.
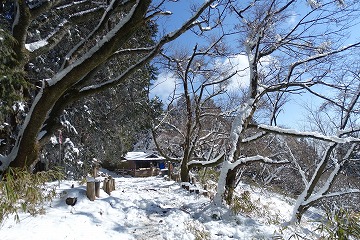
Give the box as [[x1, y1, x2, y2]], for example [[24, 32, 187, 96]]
[[224, 168, 237, 205], [180, 157, 190, 182], [8, 0, 151, 169]]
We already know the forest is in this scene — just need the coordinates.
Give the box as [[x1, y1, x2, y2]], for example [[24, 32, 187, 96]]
[[1, 0, 360, 238]]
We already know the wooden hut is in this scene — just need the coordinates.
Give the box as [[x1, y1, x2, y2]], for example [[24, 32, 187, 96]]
[[115, 152, 165, 177]]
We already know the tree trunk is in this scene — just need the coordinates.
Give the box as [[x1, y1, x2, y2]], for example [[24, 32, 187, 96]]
[[180, 158, 190, 182], [295, 204, 310, 223], [224, 168, 237, 205], [4, 0, 151, 171]]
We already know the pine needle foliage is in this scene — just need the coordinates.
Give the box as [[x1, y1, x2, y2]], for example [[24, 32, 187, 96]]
[[0, 28, 29, 120], [0, 167, 64, 224]]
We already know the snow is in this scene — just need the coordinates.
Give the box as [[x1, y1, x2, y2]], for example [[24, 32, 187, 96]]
[[25, 39, 48, 52], [258, 124, 360, 143], [50, 135, 58, 145], [62, 119, 78, 134], [37, 130, 47, 140], [12, 101, 26, 111], [124, 151, 164, 161], [0, 171, 323, 239], [307, 0, 321, 9], [187, 152, 224, 166], [213, 161, 231, 205], [201, 26, 212, 31], [228, 99, 254, 162], [12, 1, 20, 32]]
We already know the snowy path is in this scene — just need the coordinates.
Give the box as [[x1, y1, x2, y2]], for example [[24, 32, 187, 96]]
[[1, 175, 299, 239], [108, 177, 210, 240]]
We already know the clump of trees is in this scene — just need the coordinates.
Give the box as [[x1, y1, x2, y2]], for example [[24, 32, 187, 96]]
[[151, 0, 360, 224], [0, 0, 218, 172]]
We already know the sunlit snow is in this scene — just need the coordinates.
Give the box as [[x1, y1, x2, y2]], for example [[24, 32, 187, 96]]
[[25, 40, 48, 52], [1, 169, 323, 239]]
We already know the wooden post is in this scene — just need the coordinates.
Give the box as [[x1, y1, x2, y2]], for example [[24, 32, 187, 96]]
[[150, 166, 154, 176], [108, 176, 113, 193], [103, 178, 109, 195], [168, 162, 172, 180], [87, 180, 95, 201], [93, 165, 98, 178], [111, 178, 115, 191], [95, 180, 101, 198]]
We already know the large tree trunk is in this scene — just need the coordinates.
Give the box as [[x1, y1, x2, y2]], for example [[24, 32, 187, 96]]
[[224, 168, 237, 205], [5, 0, 151, 170], [180, 156, 190, 182]]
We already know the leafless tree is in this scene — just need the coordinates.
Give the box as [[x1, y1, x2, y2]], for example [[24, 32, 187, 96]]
[[152, 42, 235, 182], [209, 0, 360, 223]]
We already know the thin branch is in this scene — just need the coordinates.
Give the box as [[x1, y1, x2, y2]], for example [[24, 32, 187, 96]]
[[252, 124, 360, 143], [78, 0, 217, 94], [188, 152, 225, 168]]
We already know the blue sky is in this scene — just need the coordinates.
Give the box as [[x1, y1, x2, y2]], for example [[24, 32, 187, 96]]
[[149, 0, 360, 129]]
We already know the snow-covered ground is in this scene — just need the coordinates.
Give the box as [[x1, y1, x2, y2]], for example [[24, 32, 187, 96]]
[[1, 170, 322, 239]]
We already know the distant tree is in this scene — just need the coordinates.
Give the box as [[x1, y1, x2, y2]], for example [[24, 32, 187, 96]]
[[153, 43, 235, 182]]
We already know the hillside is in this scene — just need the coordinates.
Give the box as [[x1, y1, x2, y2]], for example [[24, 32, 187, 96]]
[[1, 171, 325, 239]]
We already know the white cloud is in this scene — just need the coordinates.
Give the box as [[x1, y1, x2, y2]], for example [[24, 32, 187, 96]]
[[287, 12, 298, 26], [151, 54, 251, 103], [150, 71, 178, 103], [218, 54, 250, 91]]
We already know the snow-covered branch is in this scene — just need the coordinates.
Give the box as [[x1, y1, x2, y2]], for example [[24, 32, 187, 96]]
[[227, 99, 255, 162], [241, 131, 268, 143], [320, 189, 360, 199], [27, 20, 71, 59], [151, 129, 181, 163], [113, 47, 154, 55], [254, 124, 360, 144], [287, 42, 360, 82], [78, 0, 217, 94], [340, 83, 360, 129], [30, 0, 63, 19], [232, 155, 289, 170], [68, 6, 106, 23], [283, 140, 309, 187], [164, 122, 185, 139], [145, 10, 172, 20], [187, 152, 225, 168], [61, 0, 137, 69]]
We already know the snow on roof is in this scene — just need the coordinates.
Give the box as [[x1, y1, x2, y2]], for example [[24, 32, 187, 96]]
[[123, 152, 165, 161]]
